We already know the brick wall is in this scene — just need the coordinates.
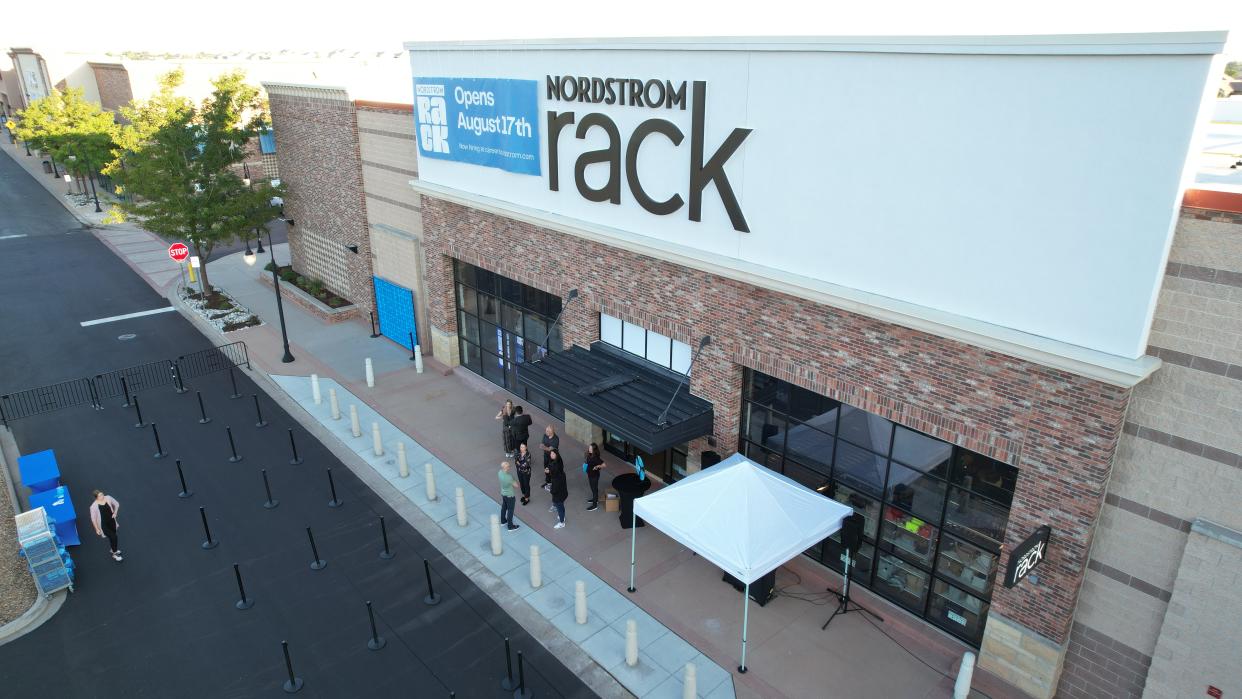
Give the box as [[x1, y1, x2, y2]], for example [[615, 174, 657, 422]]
[[88, 62, 133, 113], [1059, 210, 1242, 698], [419, 196, 1133, 672], [265, 84, 373, 311]]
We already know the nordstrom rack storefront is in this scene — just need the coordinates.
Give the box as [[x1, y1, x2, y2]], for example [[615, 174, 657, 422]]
[[404, 33, 1225, 697]]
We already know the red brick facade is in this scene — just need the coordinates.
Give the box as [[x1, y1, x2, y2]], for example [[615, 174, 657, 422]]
[[420, 196, 1132, 649], [87, 62, 133, 114], [267, 88, 374, 313]]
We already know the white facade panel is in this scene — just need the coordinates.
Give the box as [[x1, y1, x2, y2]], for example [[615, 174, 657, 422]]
[[409, 36, 1223, 359]]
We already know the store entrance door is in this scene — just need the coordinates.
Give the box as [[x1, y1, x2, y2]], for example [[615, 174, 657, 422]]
[[602, 431, 687, 482]]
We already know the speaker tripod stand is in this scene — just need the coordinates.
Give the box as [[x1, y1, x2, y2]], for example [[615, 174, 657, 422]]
[[821, 549, 883, 630]]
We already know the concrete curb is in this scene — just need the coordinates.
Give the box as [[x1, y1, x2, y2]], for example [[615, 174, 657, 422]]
[[165, 286, 633, 699]]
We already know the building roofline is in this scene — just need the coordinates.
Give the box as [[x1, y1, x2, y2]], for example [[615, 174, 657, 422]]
[[404, 31, 1228, 55]]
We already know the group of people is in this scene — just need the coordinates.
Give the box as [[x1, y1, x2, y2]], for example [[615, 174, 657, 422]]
[[495, 399, 607, 532]]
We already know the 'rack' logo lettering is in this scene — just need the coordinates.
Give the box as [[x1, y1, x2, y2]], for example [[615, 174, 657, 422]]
[[416, 84, 449, 154]]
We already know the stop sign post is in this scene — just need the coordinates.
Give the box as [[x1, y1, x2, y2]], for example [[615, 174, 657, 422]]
[[169, 242, 190, 262]]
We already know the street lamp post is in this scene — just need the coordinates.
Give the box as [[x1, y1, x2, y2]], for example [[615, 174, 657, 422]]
[[266, 222, 295, 364], [83, 154, 102, 213]]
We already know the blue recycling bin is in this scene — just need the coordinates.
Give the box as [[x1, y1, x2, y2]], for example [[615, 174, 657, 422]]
[[28, 486, 80, 546], [17, 449, 60, 494]]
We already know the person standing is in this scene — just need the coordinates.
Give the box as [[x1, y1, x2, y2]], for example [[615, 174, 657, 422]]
[[89, 490, 122, 562], [584, 442, 606, 511], [495, 399, 515, 457], [540, 425, 560, 492], [547, 449, 568, 529], [515, 442, 533, 506], [498, 461, 520, 531], [510, 406, 533, 455]]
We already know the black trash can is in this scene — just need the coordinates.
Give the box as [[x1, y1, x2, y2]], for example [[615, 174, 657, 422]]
[[41, 160, 52, 173]]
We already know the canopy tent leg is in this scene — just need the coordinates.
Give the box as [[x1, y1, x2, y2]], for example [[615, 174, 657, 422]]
[[739, 582, 750, 673], [627, 508, 637, 592]]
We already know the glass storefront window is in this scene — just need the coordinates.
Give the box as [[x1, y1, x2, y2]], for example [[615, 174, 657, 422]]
[[937, 535, 998, 597], [875, 552, 929, 613], [833, 441, 887, 498], [929, 579, 989, 645], [452, 260, 565, 420], [885, 462, 946, 524], [879, 505, 937, 566], [738, 368, 1017, 647]]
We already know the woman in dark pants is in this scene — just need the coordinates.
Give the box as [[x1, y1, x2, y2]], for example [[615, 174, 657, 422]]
[[584, 442, 606, 511], [515, 442, 533, 506], [495, 399, 515, 457], [89, 490, 122, 562], [547, 449, 568, 529]]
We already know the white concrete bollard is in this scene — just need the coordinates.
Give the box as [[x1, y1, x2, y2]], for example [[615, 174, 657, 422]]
[[371, 422, 384, 456], [397, 442, 409, 478], [349, 405, 361, 437], [329, 388, 340, 420], [365, 358, 375, 388], [682, 663, 697, 699], [625, 619, 639, 667], [574, 580, 588, 625], [455, 487, 467, 527], [414, 345, 424, 374], [953, 651, 976, 699], [529, 545, 542, 589], [424, 462, 437, 500], [490, 515, 503, 556], [311, 374, 321, 405]]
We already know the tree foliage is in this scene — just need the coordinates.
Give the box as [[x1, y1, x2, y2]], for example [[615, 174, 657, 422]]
[[12, 87, 117, 179], [108, 69, 282, 290]]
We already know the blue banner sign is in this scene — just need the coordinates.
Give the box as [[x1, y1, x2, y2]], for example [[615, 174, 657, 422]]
[[414, 77, 541, 176]]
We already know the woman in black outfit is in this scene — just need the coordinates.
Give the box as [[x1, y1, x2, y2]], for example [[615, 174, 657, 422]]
[[515, 442, 533, 505], [547, 449, 568, 529], [584, 443, 605, 511], [495, 399, 515, 457]]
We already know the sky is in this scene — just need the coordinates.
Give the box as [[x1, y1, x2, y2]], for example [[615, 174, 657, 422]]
[[3, 0, 1240, 54]]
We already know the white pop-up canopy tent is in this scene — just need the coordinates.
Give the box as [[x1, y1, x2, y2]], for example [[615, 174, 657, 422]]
[[630, 452, 854, 672]]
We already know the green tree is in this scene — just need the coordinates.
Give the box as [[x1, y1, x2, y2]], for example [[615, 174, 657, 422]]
[[109, 69, 281, 292], [12, 88, 117, 193]]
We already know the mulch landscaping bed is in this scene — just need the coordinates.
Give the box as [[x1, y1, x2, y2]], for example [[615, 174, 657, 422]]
[[0, 461, 38, 626], [266, 264, 352, 308]]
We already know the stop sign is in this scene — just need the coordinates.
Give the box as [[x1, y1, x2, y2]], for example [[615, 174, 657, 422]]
[[168, 243, 190, 262]]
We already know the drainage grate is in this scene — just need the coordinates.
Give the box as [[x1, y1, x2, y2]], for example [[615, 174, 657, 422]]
[[117, 334, 137, 341]]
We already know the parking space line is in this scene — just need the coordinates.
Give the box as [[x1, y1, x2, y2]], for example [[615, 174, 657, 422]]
[[80, 306, 176, 327]]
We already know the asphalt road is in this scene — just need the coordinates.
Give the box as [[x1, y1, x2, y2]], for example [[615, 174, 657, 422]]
[[0, 152, 594, 698]]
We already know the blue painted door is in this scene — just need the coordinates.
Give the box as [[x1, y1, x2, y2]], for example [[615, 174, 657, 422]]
[[373, 276, 417, 350]]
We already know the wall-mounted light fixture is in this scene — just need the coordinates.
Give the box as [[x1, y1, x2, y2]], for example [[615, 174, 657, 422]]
[[345, 244, 359, 254]]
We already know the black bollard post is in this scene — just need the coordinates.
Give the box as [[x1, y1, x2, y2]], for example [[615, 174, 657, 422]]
[[175, 459, 192, 498], [281, 641, 303, 693], [253, 394, 267, 428], [500, 637, 515, 690], [424, 559, 440, 605], [365, 600, 386, 650], [409, 332, 417, 361], [133, 395, 145, 428], [226, 426, 243, 463], [172, 361, 187, 393], [306, 527, 326, 570], [197, 391, 211, 424], [228, 367, 242, 399], [151, 422, 167, 459], [326, 468, 342, 508], [369, 311, 380, 338], [261, 469, 279, 509], [515, 650, 531, 699], [233, 563, 254, 610], [120, 376, 131, 408], [287, 428, 303, 465], [199, 507, 218, 549], [379, 516, 394, 560]]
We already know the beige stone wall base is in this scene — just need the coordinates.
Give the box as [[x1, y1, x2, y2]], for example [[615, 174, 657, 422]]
[[563, 409, 603, 448], [978, 613, 1067, 698], [430, 325, 459, 367]]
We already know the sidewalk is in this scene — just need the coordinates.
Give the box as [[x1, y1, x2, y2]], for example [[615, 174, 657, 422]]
[[3, 135, 1014, 699]]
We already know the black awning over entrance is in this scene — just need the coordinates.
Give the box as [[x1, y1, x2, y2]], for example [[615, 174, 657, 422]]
[[517, 343, 713, 454]]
